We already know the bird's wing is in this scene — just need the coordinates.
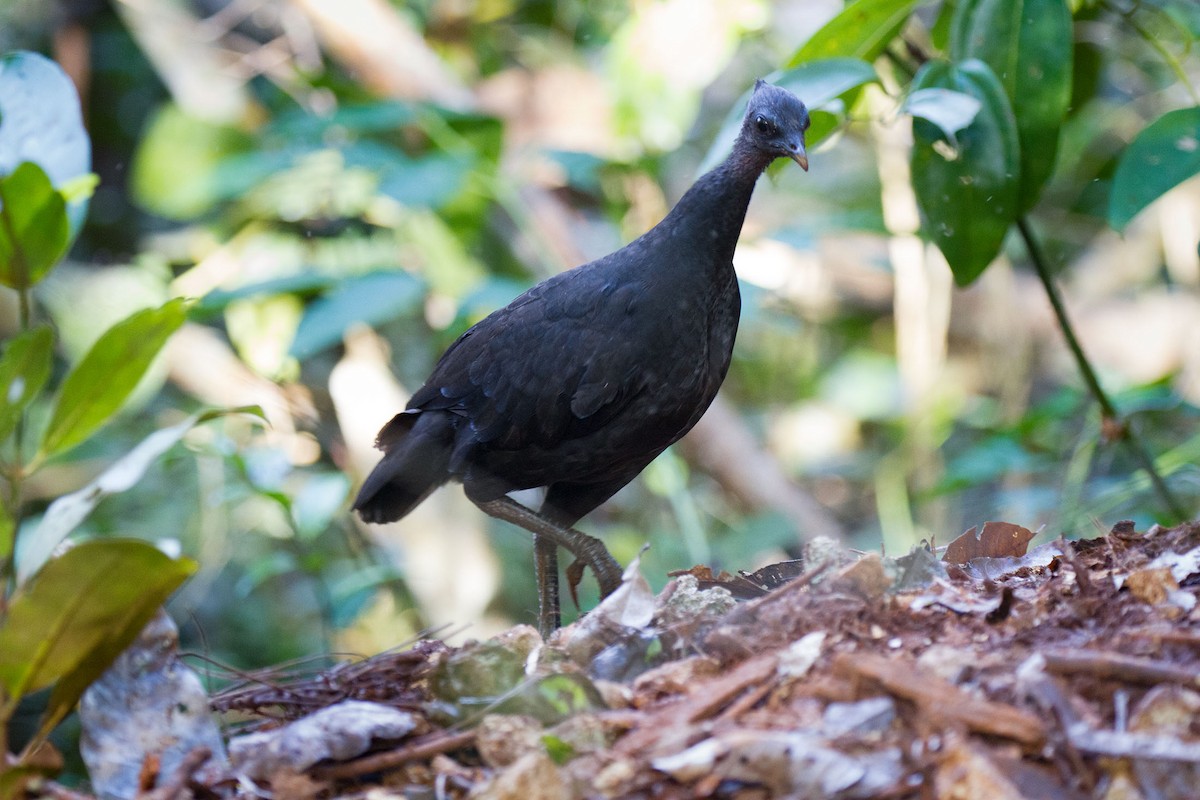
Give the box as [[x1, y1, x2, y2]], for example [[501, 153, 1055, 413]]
[[408, 261, 652, 450]]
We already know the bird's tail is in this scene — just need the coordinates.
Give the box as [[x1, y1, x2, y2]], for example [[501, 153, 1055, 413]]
[[353, 410, 453, 524]]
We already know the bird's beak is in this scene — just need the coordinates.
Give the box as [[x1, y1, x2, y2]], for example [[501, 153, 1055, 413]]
[[789, 142, 809, 171]]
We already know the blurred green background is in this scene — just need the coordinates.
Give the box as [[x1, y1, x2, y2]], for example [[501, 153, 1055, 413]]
[[2, 0, 1198, 668]]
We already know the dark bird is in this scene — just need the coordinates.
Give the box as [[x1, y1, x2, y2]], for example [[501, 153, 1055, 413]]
[[354, 80, 810, 635]]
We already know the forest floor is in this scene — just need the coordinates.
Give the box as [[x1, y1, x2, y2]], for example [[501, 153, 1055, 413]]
[[68, 519, 1200, 799]]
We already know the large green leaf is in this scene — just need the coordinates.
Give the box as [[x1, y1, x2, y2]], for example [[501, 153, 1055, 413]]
[[0, 325, 53, 445], [787, 0, 922, 67], [19, 407, 264, 584], [0, 163, 70, 289], [0, 52, 92, 236], [0, 540, 194, 701], [1108, 107, 1200, 230], [289, 271, 425, 360], [951, 0, 1072, 212], [911, 59, 1021, 285], [39, 298, 191, 459], [699, 59, 879, 173]]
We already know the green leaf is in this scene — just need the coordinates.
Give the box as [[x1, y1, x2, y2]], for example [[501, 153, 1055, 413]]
[[541, 734, 576, 765], [377, 152, 473, 209], [290, 271, 425, 360], [194, 272, 338, 319], [786, 0, 922, 67], [1108, 107, 1200, 230], [0, 540, 194, 701], [131, 103, 253, 220], [59, 172, 99, 205], [18, 407, 263, 584], [40, 298, 191, 459], [951, 0, 1072, 212], [0, 325, 53, 445], [911, 59, 1021, 285], [700, 59, 878, 173], [0, 163, 70, 289], [930, 0, 957, 50], [0, 51, 92, 236], [901, 88, 983, 147], [0, 501, 12, 564]]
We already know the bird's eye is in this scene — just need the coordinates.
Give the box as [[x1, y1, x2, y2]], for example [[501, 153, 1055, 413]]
[[755, 115, 776, 136]]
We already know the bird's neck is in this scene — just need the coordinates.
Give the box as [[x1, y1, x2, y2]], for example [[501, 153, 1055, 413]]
[[663, 140, 773, 264]]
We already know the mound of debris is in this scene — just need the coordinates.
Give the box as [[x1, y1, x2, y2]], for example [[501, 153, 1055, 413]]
[[77, 519, 1200, 799]]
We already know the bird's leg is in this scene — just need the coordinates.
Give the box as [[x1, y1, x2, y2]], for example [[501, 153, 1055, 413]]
[[473, 496, 623, 633], [532, 535, 561, 636]]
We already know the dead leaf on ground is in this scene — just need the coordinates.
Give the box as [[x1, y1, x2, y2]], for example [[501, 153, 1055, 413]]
[[944, 521, 1036, 564]]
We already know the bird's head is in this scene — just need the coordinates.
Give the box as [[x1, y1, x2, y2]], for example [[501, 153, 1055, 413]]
[[742, 79, 810, 171]]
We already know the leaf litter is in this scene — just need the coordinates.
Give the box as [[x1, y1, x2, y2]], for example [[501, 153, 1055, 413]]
[[67, 518, 1200, 799]]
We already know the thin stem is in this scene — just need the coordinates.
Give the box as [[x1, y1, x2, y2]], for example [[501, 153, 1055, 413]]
[[1017, 218, 1186, 520], [1, 287, 33, 590], [18, 285, 30, 329]]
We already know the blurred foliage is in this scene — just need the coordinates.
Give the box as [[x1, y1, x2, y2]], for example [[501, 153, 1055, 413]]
[[0, 51, 208, 791], [0, 0, 1197, 698]]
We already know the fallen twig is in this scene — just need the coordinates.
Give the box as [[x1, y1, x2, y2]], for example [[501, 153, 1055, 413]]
[[838, 653, 1046, 747], [1042, 650, 1200, 688], [312, 730, 477, 781]]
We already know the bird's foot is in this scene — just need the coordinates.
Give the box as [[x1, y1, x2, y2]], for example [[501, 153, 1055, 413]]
[[474, 496, 623, 632]]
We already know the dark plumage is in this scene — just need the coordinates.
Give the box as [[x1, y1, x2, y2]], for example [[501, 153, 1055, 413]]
[[355, 81, 810, 634]]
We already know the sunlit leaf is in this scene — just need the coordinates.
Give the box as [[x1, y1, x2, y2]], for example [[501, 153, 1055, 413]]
[[700, 59, 878, 173], [0, 325, 53, 444], [911, 59, 1020, 285], [0, 539, 195, 700], [0, 51, 92, 236], [40, 298, 191, 459], [226, 294, 303, 379], [18, 406, 264, 584], [194, 272, 339, 318], [58, 172, 99, 205], [542, 734, 575, 765], [0, 163, 70, 289], [290, 271, 425, 360], [951, 0, 1072, 212], [131, 103, 253, 219], [902, 88, 983, 147], [786, 0, 922, 67], [1108, 107, 1200, 230]]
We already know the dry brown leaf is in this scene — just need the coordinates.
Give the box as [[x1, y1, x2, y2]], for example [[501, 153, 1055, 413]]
[[944, 521, 1037, 564], [1126, 567, 1179, 606]]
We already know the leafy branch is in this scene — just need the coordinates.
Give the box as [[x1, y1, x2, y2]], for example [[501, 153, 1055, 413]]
[[770, 0, 1195, 522], [1016, 219, 1187, 519], [0, 51, 257, 792]]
